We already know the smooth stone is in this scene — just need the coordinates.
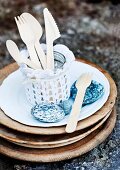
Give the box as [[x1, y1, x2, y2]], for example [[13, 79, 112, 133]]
[[60, 80, 104, 115], [31, 104, 65, 123], [59, 98, 74, 115], [70, 80, 104, 105]]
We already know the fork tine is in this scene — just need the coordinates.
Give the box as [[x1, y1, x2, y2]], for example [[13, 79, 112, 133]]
[[14, 17, 22, 33], [20, 16, 26, 24], [85, 73, 92, 80], [85, 73, 92, 78], [17, 16, 23, 24], [18, 16, 25, 25], [17, 16, 21, 26], [14, 17, 19, 27], [21, 15, 26, 23]]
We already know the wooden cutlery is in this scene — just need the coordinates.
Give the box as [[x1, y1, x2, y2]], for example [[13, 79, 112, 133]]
[[43, 8, 60, 70], [6, 40, 38, 69], [14, 16, 42, 69], [21, 13, 46, 69], [66, 73, 93, 133], [8, 9, 61, 70]]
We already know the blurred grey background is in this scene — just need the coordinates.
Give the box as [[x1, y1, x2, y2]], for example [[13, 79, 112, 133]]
[[0, 0, 120, 170]]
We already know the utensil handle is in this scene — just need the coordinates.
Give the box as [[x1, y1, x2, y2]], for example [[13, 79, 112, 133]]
[[46, 41, 54, 70], [25, 59, 39, 69], [35, 41, 46, 69], [66, 88, 86, 133], [27, 45, 42, 69]]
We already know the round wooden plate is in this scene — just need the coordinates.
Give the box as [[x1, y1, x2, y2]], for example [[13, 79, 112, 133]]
[[0, 59, 117, 135], [0, 110, 112, 148], [0, 108, 116, 162]]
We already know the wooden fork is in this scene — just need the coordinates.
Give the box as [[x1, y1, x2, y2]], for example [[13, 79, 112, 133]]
[[15, 16, 42, 69], [66, 73, 93, 133]]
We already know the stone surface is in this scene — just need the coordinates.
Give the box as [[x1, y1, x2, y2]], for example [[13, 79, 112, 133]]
[[0, 1, 120, 170], [31, 104, 65, 123], [60, 80, 104, 115], [71, 80, 104, 106]]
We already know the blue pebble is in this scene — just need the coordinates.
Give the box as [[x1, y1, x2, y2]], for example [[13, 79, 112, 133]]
[[59, 98, 74, 115], [31, 104, 65, 123], [60, 80, 104, 115], [70, 80, 104, 105]]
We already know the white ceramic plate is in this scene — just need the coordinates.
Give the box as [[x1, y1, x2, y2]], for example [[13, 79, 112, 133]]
[[0, 61, 110, 127]]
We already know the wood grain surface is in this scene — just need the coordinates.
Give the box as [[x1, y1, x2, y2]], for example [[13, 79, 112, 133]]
[[0, 108, 116, 162], [0, 109, 112, 148], [0, 59, 117, 135]]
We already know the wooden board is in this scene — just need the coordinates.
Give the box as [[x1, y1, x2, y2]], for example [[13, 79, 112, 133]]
[[0, 110, 112, 148], [0, 108, 116, 162], [0, 59, 117, 135]]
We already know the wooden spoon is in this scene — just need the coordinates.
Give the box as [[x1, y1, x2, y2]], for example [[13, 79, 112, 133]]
[[6, 40, 38, 69]]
